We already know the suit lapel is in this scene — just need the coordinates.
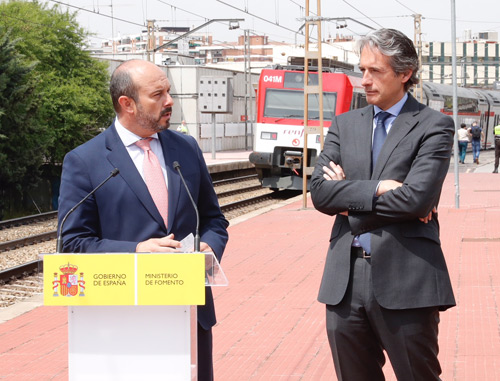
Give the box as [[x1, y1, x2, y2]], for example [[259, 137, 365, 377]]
[[104, 124, 167, 230], [352, 107, 374, 180], [371, 95, 420, 179]]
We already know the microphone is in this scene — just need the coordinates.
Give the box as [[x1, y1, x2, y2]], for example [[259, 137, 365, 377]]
[[56, 168, 120, 253], [173, 161, 200, 252]]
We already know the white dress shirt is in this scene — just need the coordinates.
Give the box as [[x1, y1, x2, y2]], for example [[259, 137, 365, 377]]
[[114, 118, 169, 188]]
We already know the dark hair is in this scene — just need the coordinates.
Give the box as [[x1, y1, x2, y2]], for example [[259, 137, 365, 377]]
[[461, 123, 467, 128], [109, 62, 139, 113], [357, 28, 419, 91]]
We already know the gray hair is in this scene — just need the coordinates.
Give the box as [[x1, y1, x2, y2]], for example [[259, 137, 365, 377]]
[[357, 28, 419, 91]]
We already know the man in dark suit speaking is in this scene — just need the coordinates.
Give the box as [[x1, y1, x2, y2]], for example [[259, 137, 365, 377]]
[[58, 59, 229, 381], [310, 29, 455, 380]]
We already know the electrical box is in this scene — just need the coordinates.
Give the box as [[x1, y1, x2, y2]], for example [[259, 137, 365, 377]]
[[198, 76, 233, 113]]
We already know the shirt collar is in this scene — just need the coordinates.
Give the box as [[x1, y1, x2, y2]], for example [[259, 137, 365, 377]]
[[114, 117, 159, 147], [374, 93, 408, 118]]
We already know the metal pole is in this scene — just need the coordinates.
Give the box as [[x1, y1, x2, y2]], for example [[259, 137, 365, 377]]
[[302, 0, 310, 209], [111, 0, 115, 57], [414, 14, 423, 102], [154, 18, 244, 52], [212, 113, 216, 159], [244, 29, 250, 151], [461, 59, 466, 87], [451, 0, 460, 208], [317, 0, 324, 154], [248, 45, 255, 151], [146, 20, 155, 62], [302, 0, 324, 209]]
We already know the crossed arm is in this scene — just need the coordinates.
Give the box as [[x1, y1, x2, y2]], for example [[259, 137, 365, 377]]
[[310, 110, 454, 235], [321, 161, 435, 223]]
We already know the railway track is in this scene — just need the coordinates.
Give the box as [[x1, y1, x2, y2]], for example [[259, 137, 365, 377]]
[[0, 231, 57, 253], [0, 174, 299, 306], [0, 211, 58, 230], [213, 174, 258, 187]]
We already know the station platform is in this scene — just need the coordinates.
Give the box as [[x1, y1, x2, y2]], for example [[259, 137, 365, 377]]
[[1, 151, 499, 380], [203, 150, 254, 174]]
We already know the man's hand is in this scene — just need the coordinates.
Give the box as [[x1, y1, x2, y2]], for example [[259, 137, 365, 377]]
[[200, 242, 213, 252], [376, 180, 403, 197], [200, 243, 216, 273], [322, 161, 346, 181], [136, 233, 182, 252], [419, 206, 437, 224], [322, 161, 348, 215]]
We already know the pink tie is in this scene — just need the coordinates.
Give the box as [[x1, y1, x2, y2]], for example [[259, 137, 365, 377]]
[[135, 138, 168, 225]]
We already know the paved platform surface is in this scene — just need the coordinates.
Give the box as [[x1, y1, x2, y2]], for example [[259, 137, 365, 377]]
[[203, 151, 254, 174], [0, 150, 499, 380]]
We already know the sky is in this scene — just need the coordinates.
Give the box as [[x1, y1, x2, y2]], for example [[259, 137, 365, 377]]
[[43, 0, 500, 46]]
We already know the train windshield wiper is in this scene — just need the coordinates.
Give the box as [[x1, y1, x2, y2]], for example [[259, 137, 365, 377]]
[[274, 114, 303, 122], [309, 116, 332, 121]]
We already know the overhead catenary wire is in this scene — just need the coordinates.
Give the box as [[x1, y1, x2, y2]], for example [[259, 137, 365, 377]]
[[394, 0, 418, 15], [40, 0, 500, 46], [43, 0, 430, 56], [341, 0, 384, 28], [215, 0, 301, 36], [216, 0, 363, 44], [47, 0, 145, 28], [44, 0, 363, 48], [156, 0, 208, 22]]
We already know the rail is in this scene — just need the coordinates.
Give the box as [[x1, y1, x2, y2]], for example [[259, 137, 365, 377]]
[[0, 211, 58, 230], [0, 260, 41, 284], [0, 231, 57, 253]]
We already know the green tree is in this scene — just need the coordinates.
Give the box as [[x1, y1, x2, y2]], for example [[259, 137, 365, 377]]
[[0, 26, 47, 217], [0, 0, 113, 165], [0, 0, 113, 216]]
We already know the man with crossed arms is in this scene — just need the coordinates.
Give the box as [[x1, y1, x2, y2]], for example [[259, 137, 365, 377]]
[[311, 29, 456, 380]]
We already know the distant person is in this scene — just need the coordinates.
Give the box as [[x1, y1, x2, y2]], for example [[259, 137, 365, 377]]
[[177, 120, 190, 135], [311, 29, 455, 380], [58, 59, 229, 381], [457, 123, 470, 164], [493, 123, 500, 173], [468, 121, 484, 164]]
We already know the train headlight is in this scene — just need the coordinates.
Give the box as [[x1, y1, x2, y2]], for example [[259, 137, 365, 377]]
[[261, 132, 278, 140]]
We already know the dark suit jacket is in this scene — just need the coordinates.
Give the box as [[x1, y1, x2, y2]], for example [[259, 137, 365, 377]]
[[58, 123, 229, 329], [310, 94, 456, 310]]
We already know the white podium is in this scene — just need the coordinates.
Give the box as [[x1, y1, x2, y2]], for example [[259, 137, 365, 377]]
[[42, 252, 227, 381]]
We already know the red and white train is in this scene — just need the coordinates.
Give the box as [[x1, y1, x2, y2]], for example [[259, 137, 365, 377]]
[[249, 61, 500, 190]]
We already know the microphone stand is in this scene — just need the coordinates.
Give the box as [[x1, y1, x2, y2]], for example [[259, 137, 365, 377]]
[[173, 161, 200, 252], [56, 169, 119, 253]]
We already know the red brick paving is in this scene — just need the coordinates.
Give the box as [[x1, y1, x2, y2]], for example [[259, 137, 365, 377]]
[[1, 171, 499, 380]]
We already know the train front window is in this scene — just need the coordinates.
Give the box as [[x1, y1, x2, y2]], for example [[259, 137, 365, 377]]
[[264, 89, 337, 120]]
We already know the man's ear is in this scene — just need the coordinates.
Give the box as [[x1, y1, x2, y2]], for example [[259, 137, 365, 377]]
[[118, 95, 135, 115], [401, 70, 413, 84]]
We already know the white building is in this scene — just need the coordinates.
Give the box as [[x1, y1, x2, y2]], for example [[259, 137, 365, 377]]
[[422, 31, 499, 88]]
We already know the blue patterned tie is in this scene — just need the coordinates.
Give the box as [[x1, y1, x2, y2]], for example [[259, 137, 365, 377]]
[[358, 111, 391, 254], [371, 111, 391, 172]]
